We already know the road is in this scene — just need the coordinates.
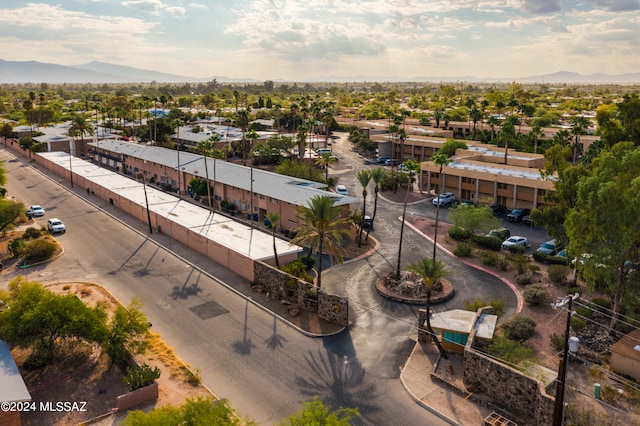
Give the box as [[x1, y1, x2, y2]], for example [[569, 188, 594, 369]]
[[1, 148, 449, 426]]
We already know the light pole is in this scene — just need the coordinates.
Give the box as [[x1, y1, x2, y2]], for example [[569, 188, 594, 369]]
[[68, 148, 74, 188], [552, 292, 580, 426], [137, 173, 153, 234]]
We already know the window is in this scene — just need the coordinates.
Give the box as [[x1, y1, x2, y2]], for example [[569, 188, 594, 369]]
[[259, 194, 265, 200], [497, 183, 509, 190], [443, 331, 469, 346]]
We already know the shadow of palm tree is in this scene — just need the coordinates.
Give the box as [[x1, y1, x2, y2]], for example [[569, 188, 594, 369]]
[[295, 349, 379, 415], [233, 300, 256, 355], [265, 317, 287, 350]]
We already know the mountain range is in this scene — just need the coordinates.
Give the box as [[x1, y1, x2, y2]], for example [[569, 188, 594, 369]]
[[0, 59, 639, 85]]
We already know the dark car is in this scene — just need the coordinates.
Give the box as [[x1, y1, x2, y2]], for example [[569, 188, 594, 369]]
[[489, 204, 507, 216], [507, 208, 531, 222], [488, 228, 511, 241], [522, 215, 535, 226], [363, 215, 372, 229]]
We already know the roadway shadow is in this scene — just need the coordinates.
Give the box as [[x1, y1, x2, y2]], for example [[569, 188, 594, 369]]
[[169, 268, 203, 300], [232, 300, 256, 355], [265, 316, 287, 350], [295, 330, 379, 419]]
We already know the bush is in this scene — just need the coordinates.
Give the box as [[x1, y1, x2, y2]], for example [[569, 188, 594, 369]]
[[8, 238, 26, 257], [471, 235, 502, 251], [122, 363, 161, 391], [511, 254, 531, 274], [453, 241, 473, 257], [570, 317, 586, 333], [496, 255, 511, 271], [523, 283, 549, 306], [502, 315, 537, 342], [516, 273, 532, 286], [567, 286, 581, 296], [548, 265, 571, 285], [281, 261, 313, 283], [299, 254, 316, 270], [23, 227, 41, 239], [481, 251, 500, 266], [532, 250, 570, 265], [488, 333, 534, 365], [591, 298, 612, 312], [463, 297, 505, 317], [506, 244, 526, 254], [23, 239, 57, 262], [550, 333, 564, 353], [448, 226, 472, 241]]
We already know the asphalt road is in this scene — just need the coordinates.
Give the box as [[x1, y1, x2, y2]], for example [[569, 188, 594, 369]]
[[1, 148, 449, 426]]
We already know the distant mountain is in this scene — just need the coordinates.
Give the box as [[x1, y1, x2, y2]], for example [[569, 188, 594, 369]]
[[1, 59, 639, 84]]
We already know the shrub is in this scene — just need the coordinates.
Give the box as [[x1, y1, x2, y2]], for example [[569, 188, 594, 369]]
[[506, 244, 526, 255], [502, 315, 536, 342], [448, 226, 472, 241], [575, 305, 593, 319], [523, 283, 549, 306], [299, 254, 316, 270], [532, 250, 570, 265], [570, 317, 586, 333], [453, 241, 473, 257], [567, 286, 581, 296], [471, 235, 502, 251], [488, 333, 534, 365], [8, 238, 26, 257], [23, 227, 41, 239], [480, 251, 498, 266], [122, 363, 161, 391], [548, 265, 571, 285], [23, 239, 57, 262], [281, 261, 313, 283], [516, 273, 532, 286], [511, 254, 531, 274], [463, 297, 505, 317], [550, 333, 564, 353], [496, 255, 511, 271], [591, 298, 612, 312]]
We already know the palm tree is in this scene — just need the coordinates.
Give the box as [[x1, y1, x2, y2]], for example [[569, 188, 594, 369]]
[[315, 152, 337, 182], [245, 129, 259, 166], [433, 110, 443, 128], [396, 161, 421, 279], [236, 109, 251, 165], [571, 115, 590, 165], [196, 137, 214, 211], [529, 125, 544, 154], [487, 116, 499, 141], [171, 118, 185, 197], [266, 212, 281, 268], [407, 256, 451, 357], [355, 169, 372, 247], [364, 167, 387, 242], [291, 195, 348, 289], [69, 114, 94, 156], [431, 152, 450, 261], [499, 119, 516, 164], [296, 124, 308, 160]]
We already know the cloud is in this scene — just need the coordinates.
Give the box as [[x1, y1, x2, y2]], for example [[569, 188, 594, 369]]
[[521, 0, 563, 14], [121, 0, 165, 14], [589, 0, 640, 12]]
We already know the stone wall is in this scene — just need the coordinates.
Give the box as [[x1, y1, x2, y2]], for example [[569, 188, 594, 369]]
[[253, 260, 348, 326], [462, 311, 555, 426]]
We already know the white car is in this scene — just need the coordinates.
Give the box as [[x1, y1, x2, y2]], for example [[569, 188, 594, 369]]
[[432, 192, 456, 206], [335, 185, 348, 196], [47, 218, 66, 234], [501, 236, 528, 249], [27, 205, 45, 217]]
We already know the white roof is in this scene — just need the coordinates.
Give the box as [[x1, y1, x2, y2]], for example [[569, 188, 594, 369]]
[[0, 340, 31, 403], [38, 151, 302, 261], [428, 309, 497, 339]]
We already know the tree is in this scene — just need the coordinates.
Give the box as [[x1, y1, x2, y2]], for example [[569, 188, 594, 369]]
[[529, 125, 544, 154], [266, 212, 281, 268], [498, 118, 516, 164], [448, 205, 499, 235], [0, 277, 107, 365], [315, 152, 337, 182], [570, 115, 590, 165], [0, 199, 24, 235], [431, 152, 451, 261], [171, 118, 185, 197], [279, 398, 360, 425], [197, 137, 215, 211], [123, 396, 245, 426], [355, 169, 372, 247], [69, 114, 94, 156], [291, 195, 349, 289], [566, 143, 640, 329], [396, 160, 421, 279], [105, 298, 151, 365], [245, 128, 259, 167], [364, 167, 387, 242]]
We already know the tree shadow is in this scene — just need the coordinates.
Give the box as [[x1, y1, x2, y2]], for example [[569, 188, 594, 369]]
[[170, 269, 203, 300], [265, 317, 287, 350], [232, 300, 255, 355]]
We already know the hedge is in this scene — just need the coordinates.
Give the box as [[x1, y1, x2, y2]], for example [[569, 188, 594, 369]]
[[532, 250, 570, 265], [471, 235, 502, 251]]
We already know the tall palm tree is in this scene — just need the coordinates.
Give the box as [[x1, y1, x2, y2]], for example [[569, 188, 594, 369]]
[[266, 212, 281, 268], [171, 118, 185, 197], [499, 119, 516, 164], [196, 137, 214, 211], [571, 115, 590, 165], [529, 125, 544, 154], [315, 152, 337, 182], [296, 124, 308, 160], [407, 256, 450, 357], [364, 167, 387, 242], [245, 129, 259, 164], [69, 114, 94, 156], [431, 152, 450, 261], [291, 195, 348, 289], [355, 169, 372, 247], [487, 115, 499, 141], [236, 109, 251, 165], [396, 161, 421, 279]]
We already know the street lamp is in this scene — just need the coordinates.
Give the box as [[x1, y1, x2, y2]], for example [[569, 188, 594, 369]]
[[68, 148, 74, 188], [552, 292, 580, 426]]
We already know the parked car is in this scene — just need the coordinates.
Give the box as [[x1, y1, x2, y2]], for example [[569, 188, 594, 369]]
[[363, 215, 372, 229], [536, 240, 560, 255], [316, 148, 332, 155], [432, 192, 457, 206], [522, 215, 535, 226], [329, 155, 339, 162], [506, 208, 531, 222], [47, 218, 66, 234], [376, 157, 390, 164], [335, 184, 348, 196], [384, 159, 399, 166], [397, 163, 410, 173], [489, 204, 507, 216], [458, 200, 475, 207], [27, 205, 45, 217], [502, 236, 528, 249], [487, 228, 511, 241]]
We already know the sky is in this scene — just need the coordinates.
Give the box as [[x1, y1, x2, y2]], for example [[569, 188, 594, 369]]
[[0, 0, 639, 81]]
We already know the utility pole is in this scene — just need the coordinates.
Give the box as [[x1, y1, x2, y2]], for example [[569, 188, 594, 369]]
[[137, 173, 153, 234], [552, 293, 580, 426]]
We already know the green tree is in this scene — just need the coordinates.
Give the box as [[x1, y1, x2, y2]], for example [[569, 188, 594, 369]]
[[364, 167, 387, 242], [315, 152, 337, 182], [69, 114, 94, 156], [105, 298, 151, 365], [396, 160, 421, 279], [431, 151, 451, 261], [355, 169, 372, 247], [171, 118, 185, 196], [0, 199, 23, 235], [123, 396, 247, 426], [438, 139, 468, 157], [266, 212, 281, 268], [196, 136, 215, 211], [448, 205, 499, 235], [570, 115, 590, 165], [279, 398, 360, 426], [291, 195, 348, 289], [566, 143, 640, 329]]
